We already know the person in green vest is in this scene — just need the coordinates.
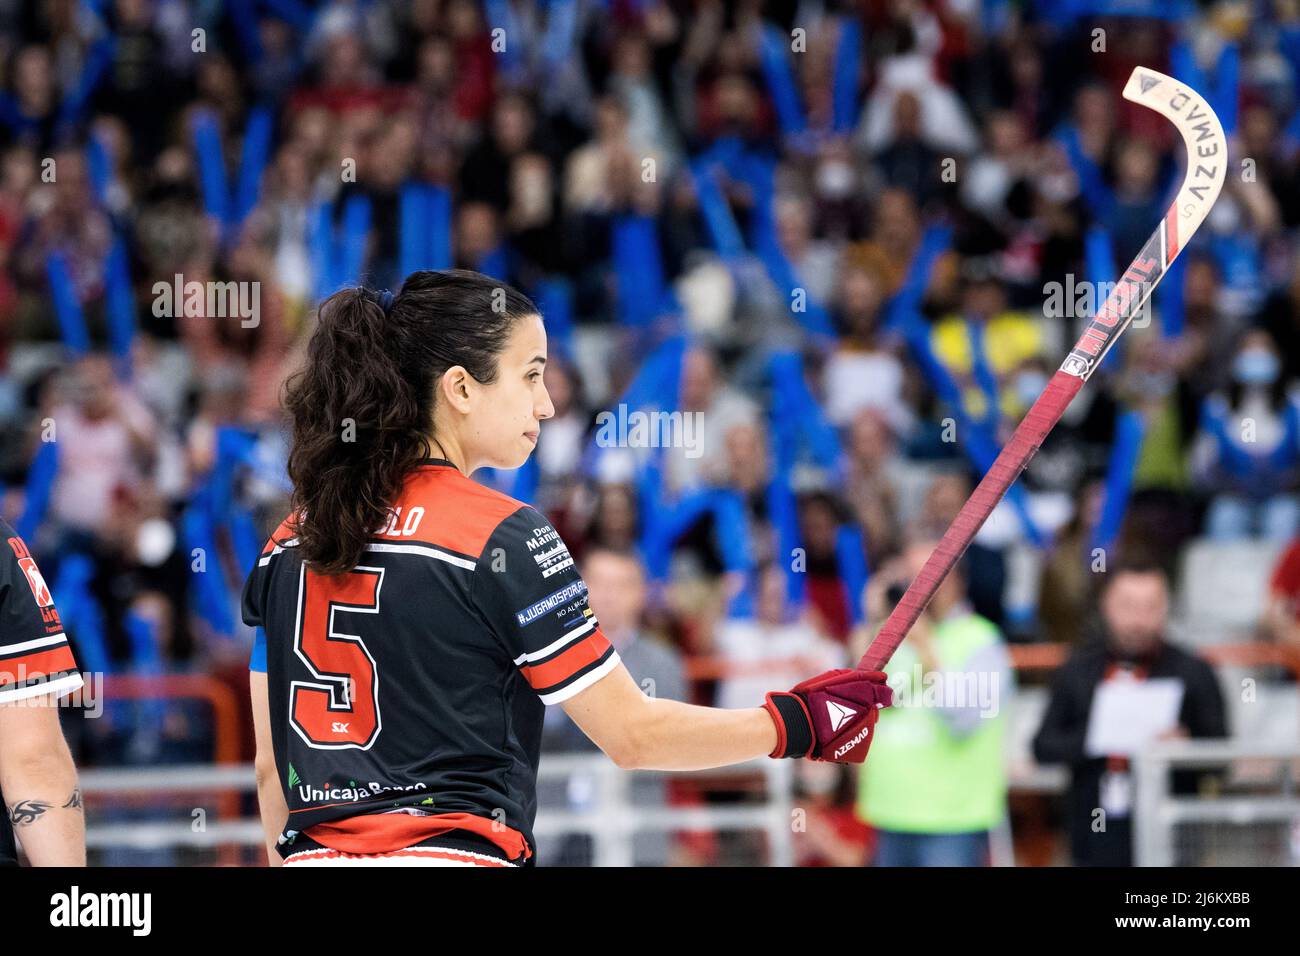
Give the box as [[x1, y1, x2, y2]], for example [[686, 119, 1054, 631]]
[[853, 536, 1014, 866]]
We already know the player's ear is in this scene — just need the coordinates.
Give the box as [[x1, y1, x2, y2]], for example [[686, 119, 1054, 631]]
[[439, 366, 474, 412]]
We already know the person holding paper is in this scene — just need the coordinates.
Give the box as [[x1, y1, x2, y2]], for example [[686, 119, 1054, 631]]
[[1032, 558, 1228, 866]]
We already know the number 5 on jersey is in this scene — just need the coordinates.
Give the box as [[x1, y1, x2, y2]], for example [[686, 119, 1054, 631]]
[[291, 566, 383, 749]]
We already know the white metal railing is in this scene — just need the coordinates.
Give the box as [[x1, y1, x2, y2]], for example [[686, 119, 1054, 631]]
[[78, 764, 257, 851], [1132, 739, 1300, 866], [77, 756, 795, 865], [532, 754, 794, 866]]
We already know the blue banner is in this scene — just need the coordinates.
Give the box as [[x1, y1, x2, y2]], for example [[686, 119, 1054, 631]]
[[52, 554, 111, 676], [758, 24, 807, 137], [1089, 409, 1145, 555], [104, 238, 137, 377], [399, 183, 453, 279], [689, 160, 747, 261], [898, 313, 1048, 548], [533, 276, 575, 362], [193, 104, 274, 242], [311, 194, 373, 303], [832, 19, 862, 133], [836, 524, 870, 626], [17, 440, 58, 542], [747, 159, 836, 340], [613, 215, 666, 328], [47, 253, 90, 356], [884, 224, 953, 333]]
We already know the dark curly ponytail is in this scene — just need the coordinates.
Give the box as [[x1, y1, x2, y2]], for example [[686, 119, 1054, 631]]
[[282, 269, 540, 575]]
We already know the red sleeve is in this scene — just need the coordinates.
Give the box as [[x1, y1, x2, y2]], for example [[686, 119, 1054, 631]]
[[0, 523, 82, 703], [1269, 541, 1300, 598]]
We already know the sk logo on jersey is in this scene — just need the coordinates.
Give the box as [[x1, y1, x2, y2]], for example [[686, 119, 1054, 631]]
[[331, 722, 350, 734]]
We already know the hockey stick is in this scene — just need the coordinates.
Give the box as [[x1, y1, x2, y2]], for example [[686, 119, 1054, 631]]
[[857, 67, 1227, 672]]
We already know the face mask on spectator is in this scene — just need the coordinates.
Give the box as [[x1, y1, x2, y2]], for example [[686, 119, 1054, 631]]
[[1233, 348, 1280, 386], [1014, 371, 1048, 407], [815, 160, 854, 199], [136, 517, 176, 567], [1037, 170, 1078, 204]]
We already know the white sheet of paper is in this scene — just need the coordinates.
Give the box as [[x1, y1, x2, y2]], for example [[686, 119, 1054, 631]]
[[1084, 677, 1185, 757]]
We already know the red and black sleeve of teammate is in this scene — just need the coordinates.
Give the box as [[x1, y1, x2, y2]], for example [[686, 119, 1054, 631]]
[[0, 519, 82, 704]]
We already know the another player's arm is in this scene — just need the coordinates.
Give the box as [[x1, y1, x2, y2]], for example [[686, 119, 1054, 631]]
[[563, 663, 776, 770], [0, 696, 84, 866], [250, 670, 286, 867]]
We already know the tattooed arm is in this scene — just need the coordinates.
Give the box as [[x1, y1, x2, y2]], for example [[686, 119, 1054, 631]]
[[0, 693, 85, 866]]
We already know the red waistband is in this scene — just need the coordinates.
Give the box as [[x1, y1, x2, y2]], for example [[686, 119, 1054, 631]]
[[304, 810, 532, 862]]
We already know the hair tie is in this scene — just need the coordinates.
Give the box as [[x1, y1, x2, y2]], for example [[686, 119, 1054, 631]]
[[362, 287, 396, 316]]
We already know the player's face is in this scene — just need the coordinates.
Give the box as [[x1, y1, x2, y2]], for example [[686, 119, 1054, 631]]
[[472, 314, 554, 470]]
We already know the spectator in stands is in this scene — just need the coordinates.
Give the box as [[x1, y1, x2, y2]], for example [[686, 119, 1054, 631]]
[[581, 483, 640, 557], [1, 0, 1297, 865], [533, 358, 588, 477], [539, 547, 685, 866], [45, 354, 155, 542], [713, 561, 843, 711], [663, 344, 758, 494], [1037, 479, 1107, 646], [841, 408, 907, 567], [869, 88, 949, 210], [822, 263, 913, 436], [913, 470, 1007, 630], [1258, 247, 1300, 383], [796, 489, 855, 644], [1032, 559, 1228, 866], [961, 110, 1034, 223], [931, 257, 1044, 431], [1190, 327, 1300, 541], [843, 187, 957, 301], [854, 535, 1013, 867], [1112, 323, 1202, 566]]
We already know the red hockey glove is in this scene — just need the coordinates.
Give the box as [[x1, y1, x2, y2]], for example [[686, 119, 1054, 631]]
[[763, 668, 893, 763]]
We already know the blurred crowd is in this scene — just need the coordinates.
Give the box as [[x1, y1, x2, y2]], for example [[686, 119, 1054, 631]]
[[2, 0, 1300, 865]]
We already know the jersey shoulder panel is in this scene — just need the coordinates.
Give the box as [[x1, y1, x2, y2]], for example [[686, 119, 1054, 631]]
[[258, 512, 301, 559], [243, 512, 300, 631], [0, 519, 82, 703], [395, 467, 528, 560], [470, 506, 619, 705]]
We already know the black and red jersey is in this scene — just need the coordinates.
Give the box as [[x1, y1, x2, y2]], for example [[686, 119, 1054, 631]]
[[0, 518, 83, 866], [243, 458, 619, 863]]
